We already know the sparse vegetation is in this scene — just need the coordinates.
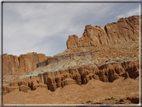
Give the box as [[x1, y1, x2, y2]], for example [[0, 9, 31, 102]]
[[81, 102, 84, 104], [110, 97, 116, 100], [86, 100, 93, 103]]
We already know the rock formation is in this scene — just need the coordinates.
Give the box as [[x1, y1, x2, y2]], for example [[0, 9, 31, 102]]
[[3, 54, 19, 74], [3, 15, 140, 95], [3, 52, 49, 75], [3, 59, 139, 94], [67, 15, 139, 49], [61, 78, 77, 87], [3, 77, 47, 95]]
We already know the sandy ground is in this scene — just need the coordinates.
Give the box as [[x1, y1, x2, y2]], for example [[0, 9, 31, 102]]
[[3, 77, 139, 105]]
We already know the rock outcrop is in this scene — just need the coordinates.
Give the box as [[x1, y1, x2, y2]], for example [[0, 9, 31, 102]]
[[125, 60, 139, 79], [61, 78, 77, 87], [3, 54, 19, 74], [3, 59, 139, 94], [19, 85, 31, 93], [3, 77, 47, 95], [67, 15, 139, 49], [3, 52, 49, 75]]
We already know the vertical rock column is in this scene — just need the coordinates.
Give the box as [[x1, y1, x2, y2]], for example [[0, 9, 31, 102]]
[[38, 74, 44, 84], [43, 72, 48, 84], [38, 73, 49, 89], [69, 68, 82, 85], [55, 72, 62, 88], [3, 54, 19, 74], [78, 67, 91, 84], [47, 76, 57, 91]]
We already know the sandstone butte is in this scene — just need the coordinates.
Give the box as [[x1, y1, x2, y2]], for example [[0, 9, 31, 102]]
[[3, 52, 49, 75], [66, 15, 139, 49], [2, 15, 141, 105]]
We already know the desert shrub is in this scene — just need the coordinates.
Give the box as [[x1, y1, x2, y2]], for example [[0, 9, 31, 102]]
[[110, 97, 116, 100], [86, 100, 93, 103]]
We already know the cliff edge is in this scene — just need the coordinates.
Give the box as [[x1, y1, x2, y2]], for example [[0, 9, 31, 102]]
[[67, 15, 139, 49]]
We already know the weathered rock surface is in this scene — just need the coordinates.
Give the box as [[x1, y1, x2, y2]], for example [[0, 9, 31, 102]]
[[7, 86, 19, 93], [125, 60, 139, 79], [46, 76, 56, 91], [61, 78, 77, 87], [3, 59, 139, 94], [19, 85, 31, 93], [3, 77, 47, 94], [3, 52, 48, 75], [67, 15, 139, 49], [3, 54, 19, 74]]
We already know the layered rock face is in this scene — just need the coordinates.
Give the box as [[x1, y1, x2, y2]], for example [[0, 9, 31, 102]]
[[3, 60, 139, 94], [3, 77, 47, 95], [3, 52, 48, 75], [67, 15, 139, 49]]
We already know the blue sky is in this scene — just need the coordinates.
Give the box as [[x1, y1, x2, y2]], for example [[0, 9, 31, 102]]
[[2, 1, 140, 56]]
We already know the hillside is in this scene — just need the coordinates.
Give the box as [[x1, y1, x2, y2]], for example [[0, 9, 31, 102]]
[[2, 15, 140, 105]]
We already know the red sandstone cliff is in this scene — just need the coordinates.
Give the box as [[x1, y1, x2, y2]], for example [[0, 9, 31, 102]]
[[66, 15, 139, 49], [3, 52, 49, 75]]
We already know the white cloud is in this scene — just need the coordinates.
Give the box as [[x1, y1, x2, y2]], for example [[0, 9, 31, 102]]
[[116, 6, 140, 19], [3, 3, 140, 56]]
